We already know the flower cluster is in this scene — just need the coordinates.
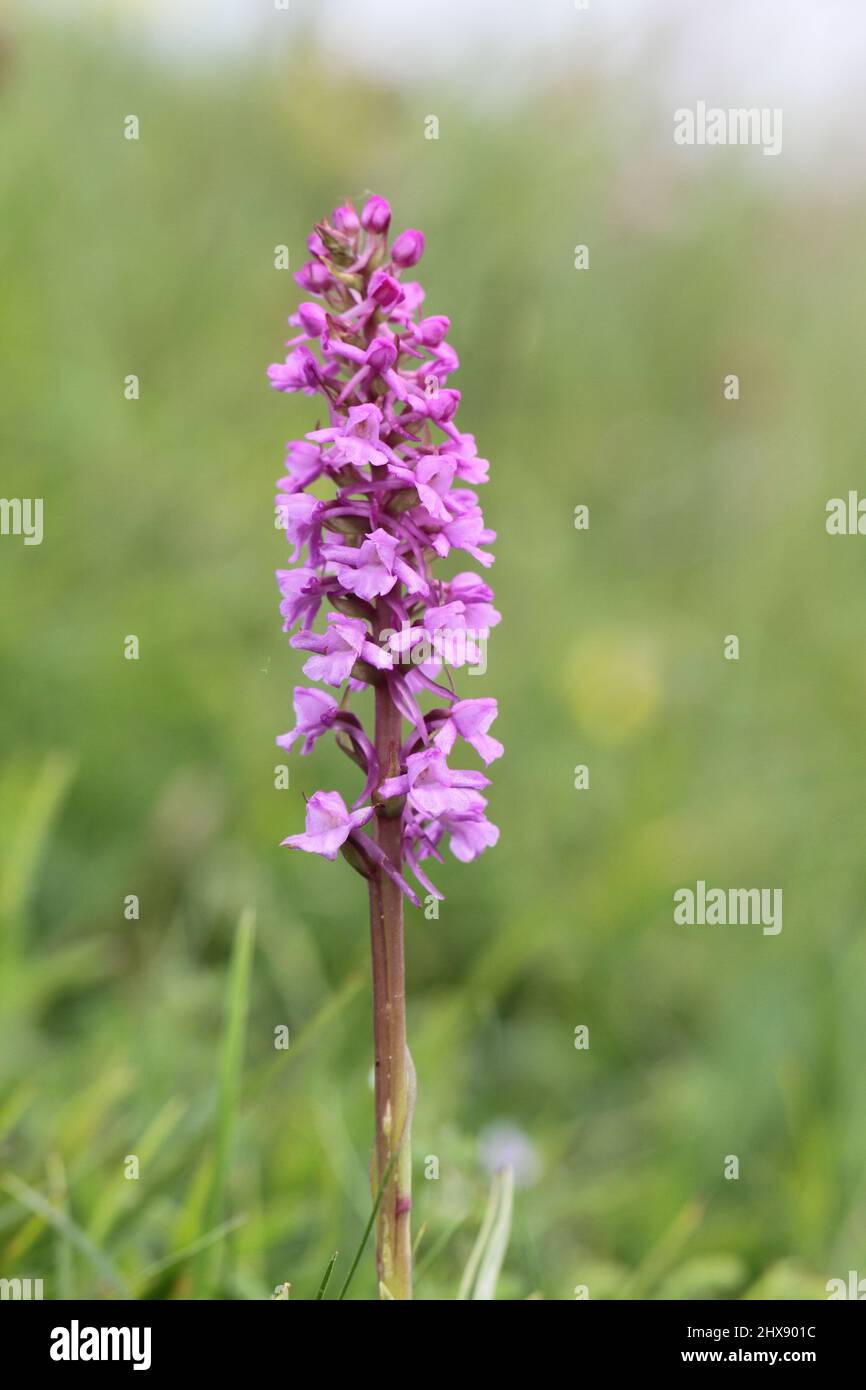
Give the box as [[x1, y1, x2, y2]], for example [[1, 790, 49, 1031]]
[[269, 195, 501, 903]]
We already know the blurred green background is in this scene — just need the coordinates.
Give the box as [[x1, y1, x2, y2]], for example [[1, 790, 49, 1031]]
[[2, 7, 866, 1300]]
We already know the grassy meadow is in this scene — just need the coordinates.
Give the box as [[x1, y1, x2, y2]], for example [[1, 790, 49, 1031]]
[[1, 15, 866, 1299]]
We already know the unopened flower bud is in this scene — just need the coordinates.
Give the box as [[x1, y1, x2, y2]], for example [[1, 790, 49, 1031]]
[[333, 203, 360, 235], [298, 302, 328, 338], [365, 338, 397, 372], [427, 388, 460, 422], [391, 229, 425, 268], [417, 315, 450, 347], [361, 195, 391, 234], [295, 260, 331, 293], [368, 269, 403, 309]]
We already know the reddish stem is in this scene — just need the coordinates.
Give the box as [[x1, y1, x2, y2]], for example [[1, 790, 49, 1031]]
[[368, 608, 413, 1299]]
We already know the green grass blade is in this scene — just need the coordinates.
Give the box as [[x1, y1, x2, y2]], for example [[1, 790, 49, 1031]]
[[89, 1097, 187, 1245], [414, 1213, 467, 1285], [192, 907, 256, 1297], [2, 1173, 132, 1300], [133, 1215, 247, 1289], [314, 1249, 339, 1300], [0, 753, 75, 971], [337, 1147, 399, 1301], [457, 1166, 514, 1301], [47, 1153, 73, 1301], [471, 1167, 514, 1300], [249, 964, 365, 1101]]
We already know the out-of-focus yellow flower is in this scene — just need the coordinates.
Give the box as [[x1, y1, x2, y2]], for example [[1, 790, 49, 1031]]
[[562, 631, 660, 744]]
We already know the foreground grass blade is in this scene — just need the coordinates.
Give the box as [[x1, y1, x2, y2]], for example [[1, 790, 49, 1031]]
[[619, 1198, 703, 1299], [133, 1215, 247, 1291], [47, 1153, 73, 1301], [314, 1250, 339, 1300], [0, 753, 75, 971], [249, 964, 365, 1101], [337, 1148, 399, 1301], [2, 1173, 132, 1300], [457, 1166, 514, 1301], [192, 908, 256, 1297], [89, 1097, 187, 1245], [414, 1213, 467, 1285]]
